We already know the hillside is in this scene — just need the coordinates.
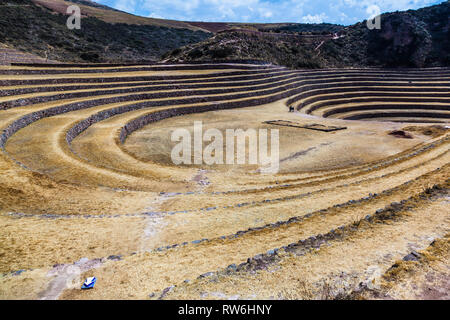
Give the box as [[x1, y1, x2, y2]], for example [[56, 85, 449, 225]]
[[31, 0, 207, 30], [163, 30, 341, 68], [0, 0, 211, 63], [0, 0, 448, 67], [321, 1, 450, 68], [0, 0, 351, 65], [258, 23, 344, 34], [166, 1, 450, 68]]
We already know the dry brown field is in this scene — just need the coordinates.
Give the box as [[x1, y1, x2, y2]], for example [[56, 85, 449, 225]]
[[0, 63, 448, 300]]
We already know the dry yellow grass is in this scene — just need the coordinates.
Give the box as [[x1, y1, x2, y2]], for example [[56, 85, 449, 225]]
[[162, 192, 449, 300], [0, 64, 448, 300]]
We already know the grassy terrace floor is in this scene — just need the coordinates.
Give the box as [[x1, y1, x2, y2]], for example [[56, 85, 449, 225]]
[[0, 63, 448, 300]]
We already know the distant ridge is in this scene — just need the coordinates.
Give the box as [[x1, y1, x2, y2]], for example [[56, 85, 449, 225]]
[[166, 1, 450, 68], [0, 0, 448, 68], [0, 0, 210, 63]]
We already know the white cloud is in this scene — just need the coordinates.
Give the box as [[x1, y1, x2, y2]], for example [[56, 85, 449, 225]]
[[138, 0, 306, 22], [99, 0, 443, 24], [258, 8, 273, 18], [340, 0, 437, 13], [301, 13, 327, 23], [148, 12, 164, 19]]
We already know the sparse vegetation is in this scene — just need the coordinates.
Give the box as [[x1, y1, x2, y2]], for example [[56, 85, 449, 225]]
[[259, 23, 343, 34], [163, 31, 332, 68], [0, 0, 210, 62], [166, 2, 450, 68]]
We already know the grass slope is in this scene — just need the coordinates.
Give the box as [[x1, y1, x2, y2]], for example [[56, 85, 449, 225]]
[[0, 0, 210, 63]]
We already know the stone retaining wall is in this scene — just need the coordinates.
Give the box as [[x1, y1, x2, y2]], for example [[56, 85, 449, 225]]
[[2, 72, 448, 97], [0, 72, 297, 97], [3, 75, 449, 110], [343, 112, 450, 120], [288, 85, 450, 110], [0, 73, 302, 109], [323, 103, 450, 117], [0, 69, 289, 87], [2, 65, 449, 150], [10, 59, 273, 68], [2, 82, 302, 148], [0, 63, 280, 75]]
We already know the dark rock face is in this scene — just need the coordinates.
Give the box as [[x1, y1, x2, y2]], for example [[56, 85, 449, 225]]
[[328, 3, 449, 68], [367, 13, 433, 68]]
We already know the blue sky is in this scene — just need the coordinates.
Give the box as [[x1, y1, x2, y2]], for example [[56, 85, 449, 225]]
[[95, 0, 445, 25]]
